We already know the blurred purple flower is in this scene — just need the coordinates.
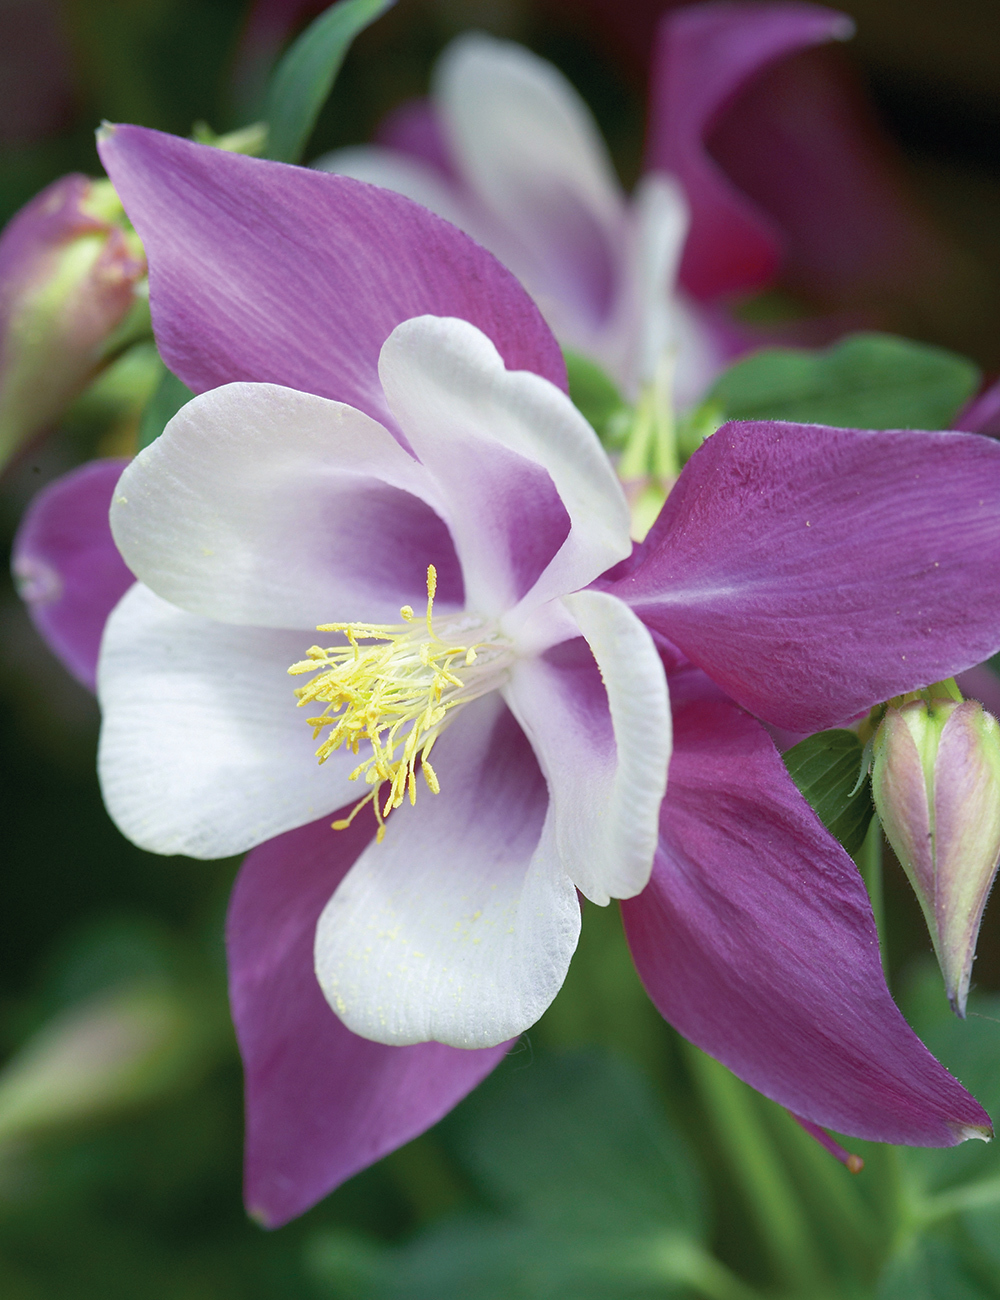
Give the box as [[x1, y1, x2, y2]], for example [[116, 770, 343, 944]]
[[545, 0, 978, 335], [15, 127, 1000, 1227], [315, 30, 721, 407]]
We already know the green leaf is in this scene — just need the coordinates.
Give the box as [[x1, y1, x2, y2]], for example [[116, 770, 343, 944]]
[[385, 1052, 714, 1300], [783, 729, 874, 854], [303, 1228, 385, 1299], [888, 968, 1000, 1289], [564, 350, 631, 450], [895, 977, 1000, 1194], [450, 1050, 705, 1238], [676, 398, 725, 461], [877, 1237, 997, 1300], [706, 332, 980, 431], [190, 120, 268, 156], [391, 1220, 701, 1300], [262, 0, 396, 164], [137, 359, 193, 450]]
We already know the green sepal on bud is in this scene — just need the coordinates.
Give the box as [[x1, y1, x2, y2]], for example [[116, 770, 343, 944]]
[[871, 685, 1000, 1016]]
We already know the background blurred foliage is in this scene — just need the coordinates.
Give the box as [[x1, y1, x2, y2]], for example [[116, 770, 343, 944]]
[[2, 0, 1000, 1296]]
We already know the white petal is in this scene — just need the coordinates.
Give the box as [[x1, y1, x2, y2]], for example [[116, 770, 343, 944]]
[[504, 591, 671, 905], [378, 315, 631, 617], [314, 694, 580, 1048], [435, 33, 627, 337], [625, 174, 722, 405], [110, 382, 459, 628], [97, 584, 359, 858]]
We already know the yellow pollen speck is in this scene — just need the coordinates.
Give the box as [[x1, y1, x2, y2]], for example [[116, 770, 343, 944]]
[[289, 566, 511, 841]]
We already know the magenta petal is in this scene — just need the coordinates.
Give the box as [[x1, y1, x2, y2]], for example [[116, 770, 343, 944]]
[[608, 421, 1000, 733], [957, 664, 1000, 721], [96, 126, 565, 431], [11, 459, 133, 690], [646, 2, 853, 301], [621, 687, 991, 1145], [955, 378, 1000, 437], [228, 810, 509, 1228]]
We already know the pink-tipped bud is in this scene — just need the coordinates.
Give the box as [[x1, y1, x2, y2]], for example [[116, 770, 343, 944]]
[[0, 173, 146, 468], [872, 693, 1000, 1016]]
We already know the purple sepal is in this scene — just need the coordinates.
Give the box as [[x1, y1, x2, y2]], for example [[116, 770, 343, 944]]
[[96, 125, 566, 435], [957, 664, 1000, 721], [11, 458, 133, 690], [374, 97, 455, 179], [646, 1, 853, 300], [605, 420, 1000, 733], [955, 379, 1000, 437], [228, 810, 510, 1228], [621, 683, 991, 1146]]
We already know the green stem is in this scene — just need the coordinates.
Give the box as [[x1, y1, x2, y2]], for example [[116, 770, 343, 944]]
[[774, 1110, 883, 1258], [918, 1173, 1000, 1225], [653, 1236, 766, 1300], [855, 815, 886, 974], [685, 1045, 826, 1293]]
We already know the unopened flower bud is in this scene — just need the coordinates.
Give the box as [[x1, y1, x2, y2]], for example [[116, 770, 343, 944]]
[[0, 173, 146, 468], [0, 987, 191, 1146], [872, 693, 1000, 1016]]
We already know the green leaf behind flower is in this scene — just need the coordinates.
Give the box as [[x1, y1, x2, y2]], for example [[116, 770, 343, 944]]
[[783, 729, 874, 855], [386, 1051, 710, 1299], [564, 350, 631, 450], [706, 333, 980, 431], [137, 359, 194, 450], [263, 0, 396, 164], [877, 1236, 997, 1300], [873, 970, 1000, 1298]]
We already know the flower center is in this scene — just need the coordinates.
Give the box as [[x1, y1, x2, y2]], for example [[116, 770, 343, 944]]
[[288, 565, 513, 840]]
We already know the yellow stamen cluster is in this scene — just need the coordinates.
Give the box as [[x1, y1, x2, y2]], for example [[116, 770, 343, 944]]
[[288, 566, 508, 841]]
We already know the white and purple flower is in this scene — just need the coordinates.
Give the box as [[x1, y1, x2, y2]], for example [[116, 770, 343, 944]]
[[313, 5, 855, 408], [99, 310, 671, 1049], [15, 125, 1000, 1228]]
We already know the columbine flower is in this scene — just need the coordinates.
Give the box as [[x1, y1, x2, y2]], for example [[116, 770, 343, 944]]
[[0, 174, 145, 468], [312, 5, 855, 408], [99, 311, 671, 1052], [15, 126, 1000, 1226], [315, 32, 718, 405]]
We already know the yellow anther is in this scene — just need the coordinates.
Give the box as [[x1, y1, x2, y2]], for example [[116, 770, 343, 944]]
[[425, 564, 437, 635], [289, 565, 511, 839]]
